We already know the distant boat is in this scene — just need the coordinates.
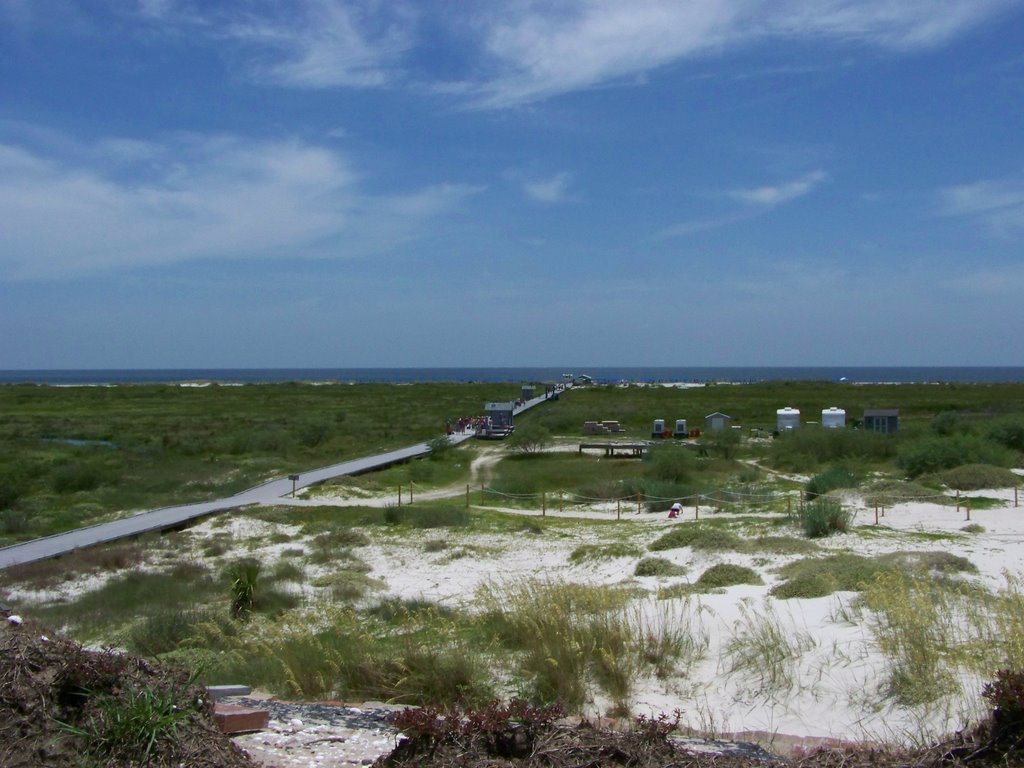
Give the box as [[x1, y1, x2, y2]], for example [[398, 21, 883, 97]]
[[562, 373, 574, 379]]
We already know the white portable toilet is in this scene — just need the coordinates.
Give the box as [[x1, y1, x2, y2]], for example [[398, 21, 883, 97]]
[[673, 419, 688, 439], [822, 406, 846, 429], [776, 407, 800, 431], [652, 419, 666, 438]]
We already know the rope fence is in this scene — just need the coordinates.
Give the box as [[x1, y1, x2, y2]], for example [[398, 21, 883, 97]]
[[393, 480, 1020, 523]]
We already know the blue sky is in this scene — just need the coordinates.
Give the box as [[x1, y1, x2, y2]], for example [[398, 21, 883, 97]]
[[2, 1, 1023, 368]]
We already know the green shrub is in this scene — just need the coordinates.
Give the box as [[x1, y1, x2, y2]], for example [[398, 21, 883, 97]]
[[644, 445, 694, 483], [793, 497, 853, 538], [771, 554, 895, 599], [863, 479, 945, 507], [634, 557, 685, 577], [1, 507, 30, 535], [383, 505, 470, 528], [52, 461, 106, 493], [935, 464, 1021, 491], [805, 465, 860, 500], [507, 422, 553, 454], [987, 416, 1024, 452], [897, 434, 1015, 477], [695, 563, 762, 589], [569, 543, 642, 564], [649, 525, 743, 552], [770, 428, 894, 471], [962, 523, 986, 533]]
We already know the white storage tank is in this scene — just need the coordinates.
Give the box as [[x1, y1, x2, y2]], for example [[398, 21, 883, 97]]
[[776, 406, 800, 431], [822, 406, 846, 429], [673, 419, 688, 439], [652, 419, 666, 438]]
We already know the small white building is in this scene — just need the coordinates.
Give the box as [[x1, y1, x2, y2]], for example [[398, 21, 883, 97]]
[[822, 406, 846, 429], [777, 407, 800, 431]]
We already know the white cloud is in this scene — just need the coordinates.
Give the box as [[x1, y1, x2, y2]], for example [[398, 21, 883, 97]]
[[131, 0, 413, 89], [939, 177, 1024, 234], [730, 169, 828, 206], [458, 0, 1017, 107], [0, 134, 480, 280], [523, 172, 573, 203], [228, 1, 413, 88]]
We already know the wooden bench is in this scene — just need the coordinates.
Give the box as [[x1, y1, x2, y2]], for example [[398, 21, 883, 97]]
[[579, 442, 649, 457]]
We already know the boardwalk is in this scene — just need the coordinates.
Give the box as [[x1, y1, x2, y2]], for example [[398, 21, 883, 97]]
[[0, 392, 556, 570]]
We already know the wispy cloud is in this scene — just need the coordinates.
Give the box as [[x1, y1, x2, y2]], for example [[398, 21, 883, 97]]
[[457, 0, 1016, 107], [655, 169, 827, 239], [133, 0, 414, 89], [0, 133, 480, 280], [939, 176, 1024, 234], [523, 172, 574, 203], [730, 169, 828, 206]]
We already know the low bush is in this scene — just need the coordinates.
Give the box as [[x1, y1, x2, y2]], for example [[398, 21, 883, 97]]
[[935, 464, 1021, 491], [634, 557, 685, 577], [569, 543, 643, 564], [770, 554, 895, 599], [695, 563, 762, 589], [863, 479, 946, 508], [805, 465, 860, 500], [897, 434, 1016, 477], [648, 525, 743, 552], [643, 445, 694, 483], [384, 505, 471, 529]]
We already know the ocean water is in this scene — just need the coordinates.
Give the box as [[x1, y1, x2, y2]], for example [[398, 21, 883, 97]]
[[2, 366, 1024, 385]]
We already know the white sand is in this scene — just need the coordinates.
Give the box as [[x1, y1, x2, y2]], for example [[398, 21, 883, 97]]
[[10, 476, 1023, 750]]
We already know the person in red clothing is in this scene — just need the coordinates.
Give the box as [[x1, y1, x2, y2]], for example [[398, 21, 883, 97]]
[[668, 502, 681, 519]]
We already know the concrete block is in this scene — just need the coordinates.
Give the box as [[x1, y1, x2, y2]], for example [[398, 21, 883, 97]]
[[214, 703, 270, 734]]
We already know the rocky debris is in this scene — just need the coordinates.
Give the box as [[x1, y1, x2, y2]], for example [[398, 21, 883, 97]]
[[0, 616, 255, 768], [228, 697, 400, 767]]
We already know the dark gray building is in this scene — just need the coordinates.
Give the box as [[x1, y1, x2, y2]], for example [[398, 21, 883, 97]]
[[863, 408, 899, 433]]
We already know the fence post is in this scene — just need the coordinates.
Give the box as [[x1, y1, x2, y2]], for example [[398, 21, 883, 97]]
[[966, 498, 971, 522], [559, 492, 563, 513], [542, 492, 546, 516], [466, 484, 470, 508], [695, 495, 699, 521], [874, 506, 879, 525], [409, 484, 413, 504], [637, 493, 642, 515], [956, 490, 960, 514], [398, 485, 401, 507]]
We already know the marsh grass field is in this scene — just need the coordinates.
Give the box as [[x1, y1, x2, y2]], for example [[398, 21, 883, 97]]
[[2, 379, 1024, 747]]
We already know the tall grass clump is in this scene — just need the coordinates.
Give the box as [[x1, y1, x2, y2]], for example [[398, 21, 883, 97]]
[[475, 580, 637, 712], [792, 497, 853, 538], [861, 571, 974, 705], [724, 599, 815, 698], [633, 597, 711, 680]]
